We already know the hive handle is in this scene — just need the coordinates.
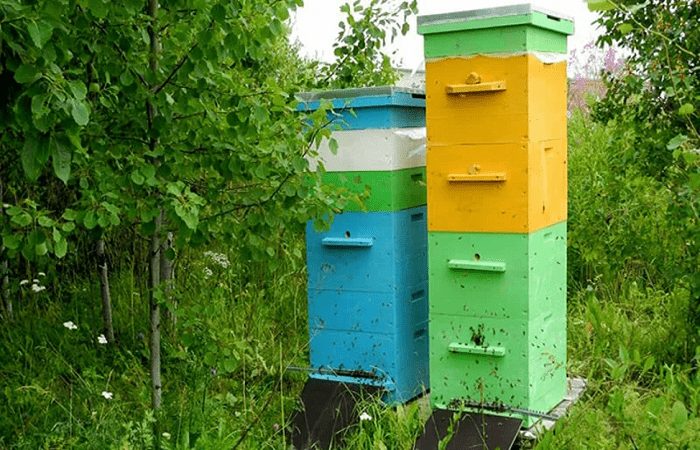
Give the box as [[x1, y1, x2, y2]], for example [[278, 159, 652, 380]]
[[322, 237, 373, 248], [447, 173, 506, 182], [449, 342, 506, 357], [448, 260, 506, 272], [446, 81, 506, 95]]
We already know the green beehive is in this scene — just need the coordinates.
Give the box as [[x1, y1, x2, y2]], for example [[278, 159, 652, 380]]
[[428, 221, 567, 426], [417, 4, 574, 59]]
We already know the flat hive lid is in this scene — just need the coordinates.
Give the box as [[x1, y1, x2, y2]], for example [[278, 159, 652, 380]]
[[418, 3, 574, 36], [297, 86, 425, 112]]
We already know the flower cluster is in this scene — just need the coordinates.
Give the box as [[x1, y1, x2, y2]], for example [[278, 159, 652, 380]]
[[204, 251, 230, 268], [568, 42, 626, 116], [20, 272, 47, 293]]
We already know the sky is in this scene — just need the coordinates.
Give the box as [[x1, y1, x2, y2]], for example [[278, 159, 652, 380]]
[[290, 0, 604, 73]]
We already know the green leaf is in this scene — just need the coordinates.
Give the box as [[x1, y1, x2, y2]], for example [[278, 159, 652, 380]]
[[27, 21, 53, 49], [328, 138, 339, 155], [131, 171, 145, 185], [617, 23, 633, 34], [586, 0, 615, 11], [14, 65, 41, 84], [22, 139, 44, 181], [89, 0, 109, 19], [667, 134, 689, 150], [11, 213, 32, 227], [51, 136, 72, 184], [54, 236, 68, 258], [70, 99, 90, 126], [2, 235, 21, 250], [38, 216, 55, 227], [68, 80, 87, 100], [84, 211, 98, 230], [211, 3, 226, 21], [671, 400, 688, 430], [679, 104, 695, 116]]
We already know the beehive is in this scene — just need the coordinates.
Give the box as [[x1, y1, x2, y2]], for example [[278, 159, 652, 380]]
[[299, 86, 429, 404], [418, 4, 572, 425]]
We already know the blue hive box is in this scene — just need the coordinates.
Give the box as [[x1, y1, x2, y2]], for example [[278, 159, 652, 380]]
[[297, 86, 426, 130], [306, 206, 429, 404]]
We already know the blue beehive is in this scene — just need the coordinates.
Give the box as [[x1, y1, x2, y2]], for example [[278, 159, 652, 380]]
[[301, 86, 429, 405], [306, 206, 429, 404]]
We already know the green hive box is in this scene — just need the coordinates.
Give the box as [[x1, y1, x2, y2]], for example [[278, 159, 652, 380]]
[[320, 167, 427, 212], [417, 4, 574, 58], [428, 221, 566, 426]]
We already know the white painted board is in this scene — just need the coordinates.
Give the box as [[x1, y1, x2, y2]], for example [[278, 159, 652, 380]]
[[307, 127, 427, 172]]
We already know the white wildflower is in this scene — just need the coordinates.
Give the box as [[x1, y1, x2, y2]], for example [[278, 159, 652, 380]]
[[38, 272, 46, 277], [204, 251, 230, 268], [19, 279, 29, 286], [32, 279, 39, 283], [162, 432, 171, 439], [203, 267, 213, 278], [31, 283, 46, 293], [97, 334, 108, 344], [359, 412, 372, 421], [63, 321, 78, 330], [101, 391, 113, 400]]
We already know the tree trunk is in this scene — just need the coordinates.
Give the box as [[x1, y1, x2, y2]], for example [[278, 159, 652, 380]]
[[147, 0, 162, 414], [1, 259, 10, 321], [97, 239, 114, 342], [0, 173, 11, 321], [161, 231, 175, 327], [149, 213, 163, 410]]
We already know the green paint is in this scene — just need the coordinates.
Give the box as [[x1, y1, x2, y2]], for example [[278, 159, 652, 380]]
[[428, 221, 567, 426], [321, 167, 427, 212], [420, 12, 572, 58]]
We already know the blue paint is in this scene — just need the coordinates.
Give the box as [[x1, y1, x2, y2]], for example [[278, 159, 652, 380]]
[[305, 205, 429, 405], [309, 320, 429, 405], [306, 207, 428, 293], [297, 89, 426, 130]]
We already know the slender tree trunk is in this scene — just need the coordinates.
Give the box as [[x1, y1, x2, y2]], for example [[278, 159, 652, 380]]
[[149, 214, 162, 410], [160, 231, 176, 327], [147, 0, 162, 414], [0, 173, 11, 321], [97, 239, 114, 342], [1, 259, 10, 321]]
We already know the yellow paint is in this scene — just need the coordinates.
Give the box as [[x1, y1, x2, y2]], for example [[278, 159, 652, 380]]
[[445, 80, 506, 94], [426, 54, 567, 145], [427, 139, 567, 233], [447, 173, 506, 182]]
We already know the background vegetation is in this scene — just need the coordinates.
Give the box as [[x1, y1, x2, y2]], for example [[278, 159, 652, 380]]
[[1, 0, 700, 448]]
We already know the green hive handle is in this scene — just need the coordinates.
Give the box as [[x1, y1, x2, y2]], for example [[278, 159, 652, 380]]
[[448, 260, 506, 272], [448, 342, 506, 357], [322, 237, 373, 248]]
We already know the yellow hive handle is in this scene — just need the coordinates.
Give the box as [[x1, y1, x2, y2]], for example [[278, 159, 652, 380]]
[[448, 342, 506, 357], [446, 81, 506, 94], [447, 173, 507, 182]]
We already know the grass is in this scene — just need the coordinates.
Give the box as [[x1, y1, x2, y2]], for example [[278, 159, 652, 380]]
[[3, 110, 700, 449]]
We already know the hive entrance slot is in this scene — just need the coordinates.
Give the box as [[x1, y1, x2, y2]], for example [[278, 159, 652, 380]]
[[345, 231, 351, 238]]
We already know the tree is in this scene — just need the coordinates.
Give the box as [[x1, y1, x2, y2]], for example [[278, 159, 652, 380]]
[[590, 0, 700, 333]]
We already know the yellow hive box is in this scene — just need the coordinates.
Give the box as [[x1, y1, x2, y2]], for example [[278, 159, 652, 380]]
[[427, 139, 566, 233], [426, 54, 567, 145]]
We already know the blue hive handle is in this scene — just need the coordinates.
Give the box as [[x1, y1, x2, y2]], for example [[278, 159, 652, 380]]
[[448, 259, 506, 272], [448, 342, 505, 357], [322, 237, 373, 248]]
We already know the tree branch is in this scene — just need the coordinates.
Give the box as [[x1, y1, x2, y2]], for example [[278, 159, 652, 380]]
[[153, 43, 198, 94]]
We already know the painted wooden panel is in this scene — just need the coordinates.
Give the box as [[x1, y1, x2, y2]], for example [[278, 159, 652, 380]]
[[427, 139, 566, 233], [319, 168, 427, 212], [307, 128, 427, 172], [418, 5, 573, 58], [309, 320, 429, 405], [429, 313, 565, 426], [427, 222, 566, 319], [306, 207, 428, 294], [298, 87, 426, 131], [425, 55, 567, 145]]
